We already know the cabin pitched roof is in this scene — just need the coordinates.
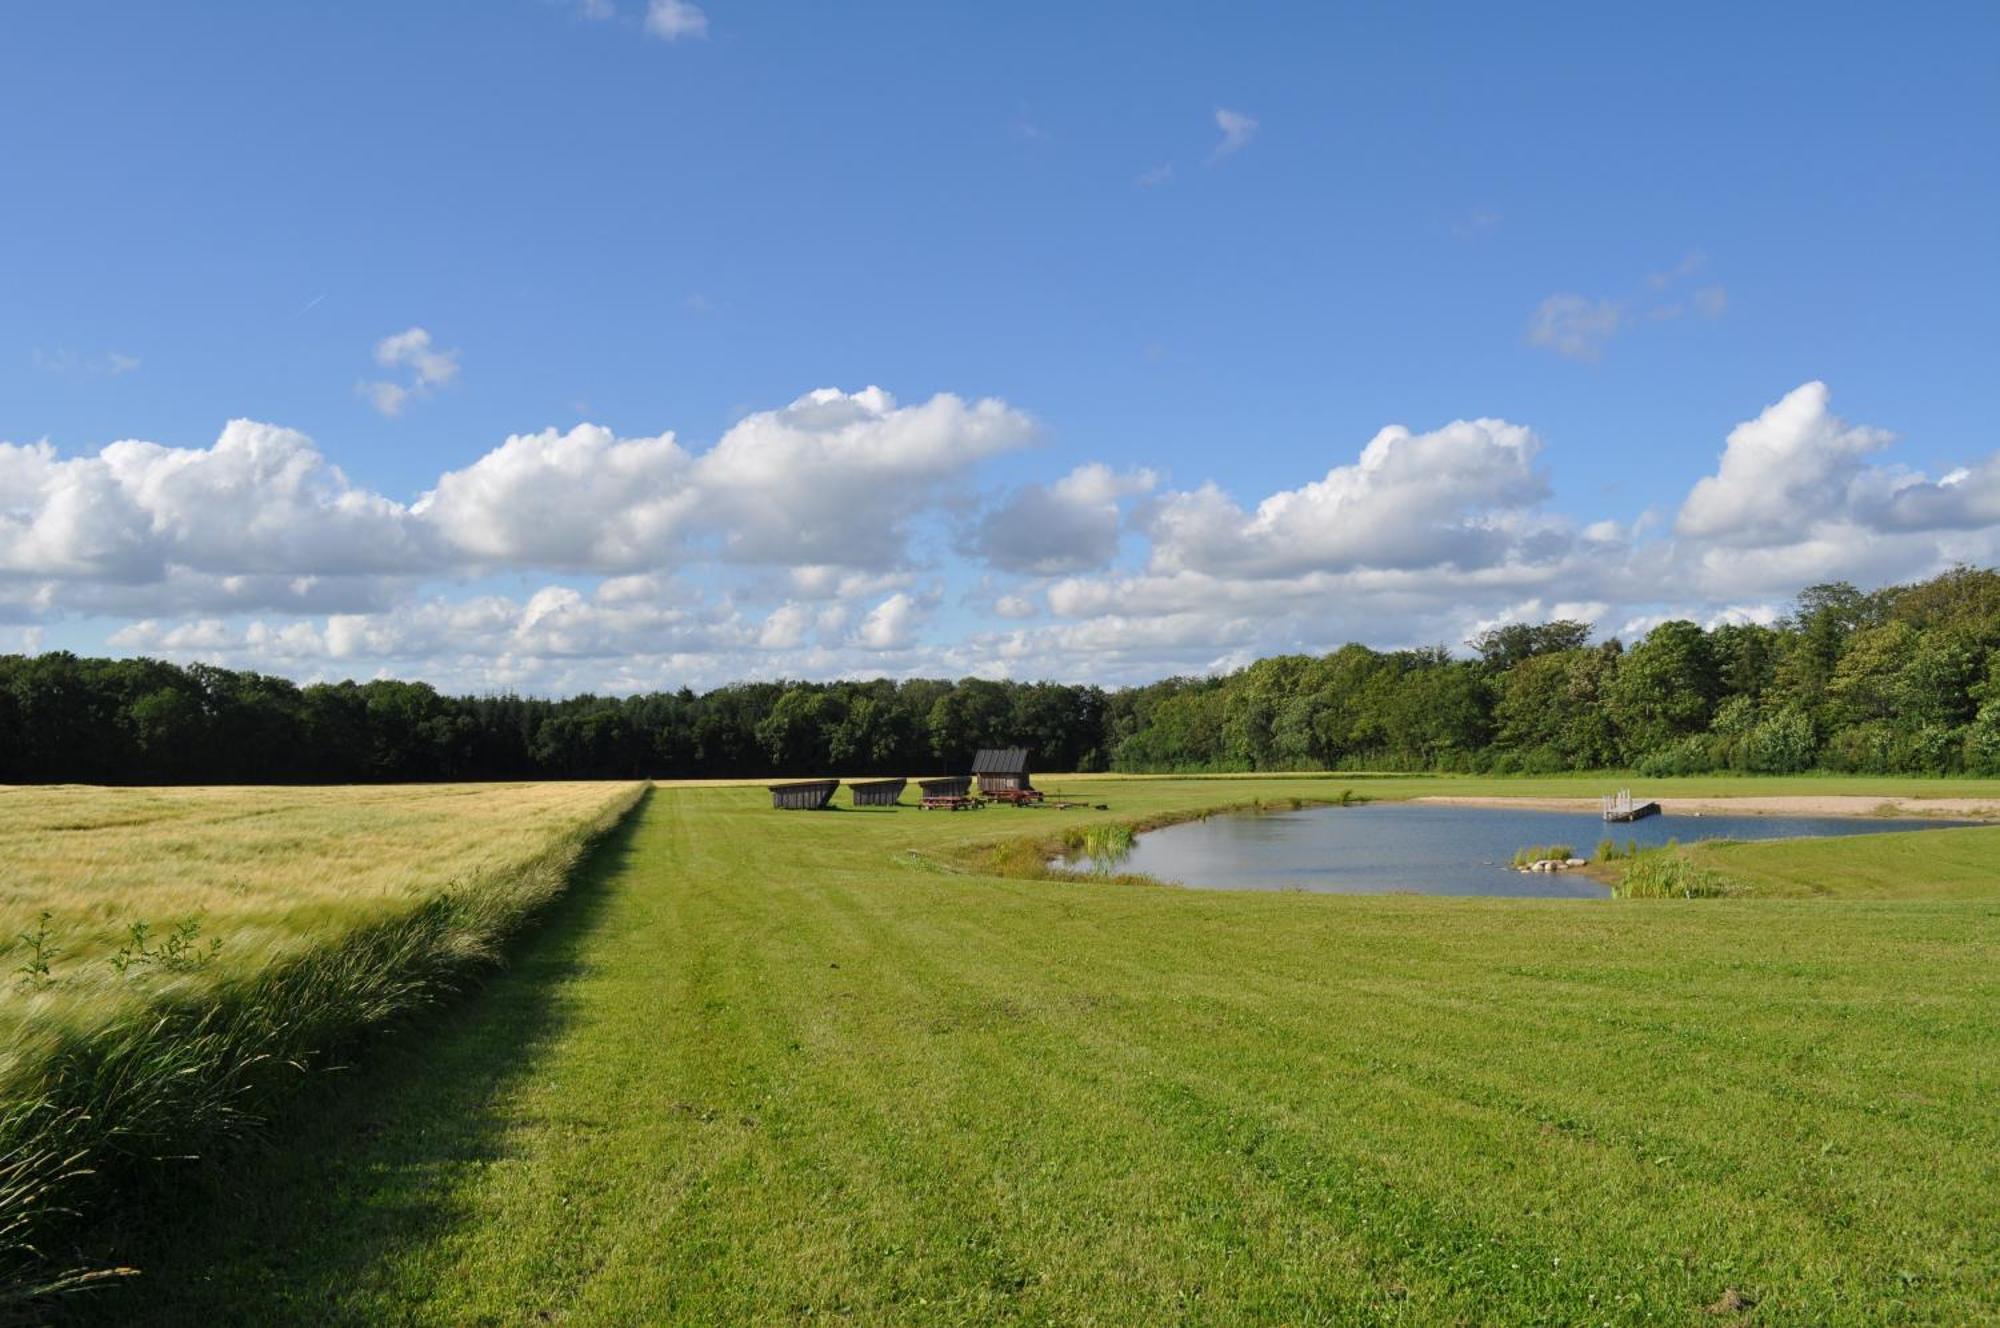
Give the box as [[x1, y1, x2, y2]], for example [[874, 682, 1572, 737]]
[[970, 747, 1030, 775]]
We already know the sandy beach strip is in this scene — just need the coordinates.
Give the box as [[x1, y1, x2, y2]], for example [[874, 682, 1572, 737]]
[[1412, 794, 2000, 819]]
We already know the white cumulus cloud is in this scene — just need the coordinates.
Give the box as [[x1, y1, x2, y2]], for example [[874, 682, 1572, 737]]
[[14, 379, 2000, 693], [361, 327, 460, 416], [0, 420, 433, 585], [854, 591, 924, 650], [1143, 418, 1550, 578], [1669, 381, 2000, 598], [694, 387, 1035, 568], [419, 424, 698, 570], [1677, 381, 1893, 546], [0, 387, 1031, 616], [1211, 108, 1258, 161], [758, 602, 815, 649], [645, 0, 707, 40], [975, 463, 1156, 574]]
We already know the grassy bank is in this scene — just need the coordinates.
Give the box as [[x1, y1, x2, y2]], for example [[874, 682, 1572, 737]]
[[67, 776, 2000, 1325], [0, 781, 645, 1312], [1691, 824, 2000, 899]]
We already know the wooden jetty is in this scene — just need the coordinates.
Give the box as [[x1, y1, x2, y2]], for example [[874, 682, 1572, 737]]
[[769, 779, 840, 811], [1602, 789, 1661, 822], [849, 778, 907, 807]]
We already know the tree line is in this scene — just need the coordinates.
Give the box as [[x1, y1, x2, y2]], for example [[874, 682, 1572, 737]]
[[5, 567, 2000, 784]]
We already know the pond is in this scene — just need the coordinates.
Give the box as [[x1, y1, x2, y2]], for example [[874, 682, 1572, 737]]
[[1077, 802, 1973, 898]]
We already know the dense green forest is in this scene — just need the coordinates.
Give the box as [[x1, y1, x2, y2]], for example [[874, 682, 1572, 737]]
[[6, 568, 2000, 783]]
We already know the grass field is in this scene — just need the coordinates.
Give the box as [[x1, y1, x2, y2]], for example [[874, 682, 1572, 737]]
[[54, 775, 1999, 1326], [0, 780, 644, 1309], [1698, 827, 2000, 899]]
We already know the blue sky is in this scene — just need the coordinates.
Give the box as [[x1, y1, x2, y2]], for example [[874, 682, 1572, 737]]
[[3, 2, 1998, 691]]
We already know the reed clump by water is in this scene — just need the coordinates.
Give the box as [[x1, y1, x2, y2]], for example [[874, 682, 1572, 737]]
[[1613, 849, 1742, 899], [1594, 838, 1641, 862], [0, 780, 646, 1313], [1074, 823, 1136, 873]]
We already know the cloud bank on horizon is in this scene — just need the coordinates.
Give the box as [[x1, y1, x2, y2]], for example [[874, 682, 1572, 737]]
[[4, 381, 1997, 695]]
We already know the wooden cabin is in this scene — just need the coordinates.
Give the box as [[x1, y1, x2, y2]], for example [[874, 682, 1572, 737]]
[[970, 747, 1032, 796], [849, 778, 907, 807], [769, 779, 839, 810]]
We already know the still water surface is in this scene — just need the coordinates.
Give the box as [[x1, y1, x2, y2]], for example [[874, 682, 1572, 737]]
[[1105, 802, 1970, 898]]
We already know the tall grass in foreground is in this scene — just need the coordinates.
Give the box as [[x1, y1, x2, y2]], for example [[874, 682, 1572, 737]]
[[1612, 848, 1742, 899], [1, 782, 642, 988], [0, 782, 647, 1316]]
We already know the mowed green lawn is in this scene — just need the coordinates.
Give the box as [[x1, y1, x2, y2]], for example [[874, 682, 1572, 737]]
[[78, 777, 2000, 1325], [1701, 828, 2000, 900]]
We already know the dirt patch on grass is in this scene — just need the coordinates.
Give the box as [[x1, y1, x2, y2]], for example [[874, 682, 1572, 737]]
[[1703, 1286, 1756, 1315]]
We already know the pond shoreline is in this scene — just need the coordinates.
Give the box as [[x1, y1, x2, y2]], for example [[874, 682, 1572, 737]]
[[1103, 799, 1981, 898], [1412, 794, 2000, 819]]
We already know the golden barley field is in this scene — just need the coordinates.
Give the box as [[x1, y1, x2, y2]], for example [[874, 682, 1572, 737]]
[[0, 781, 641, 1042], [0, 779, 647, 1306]]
